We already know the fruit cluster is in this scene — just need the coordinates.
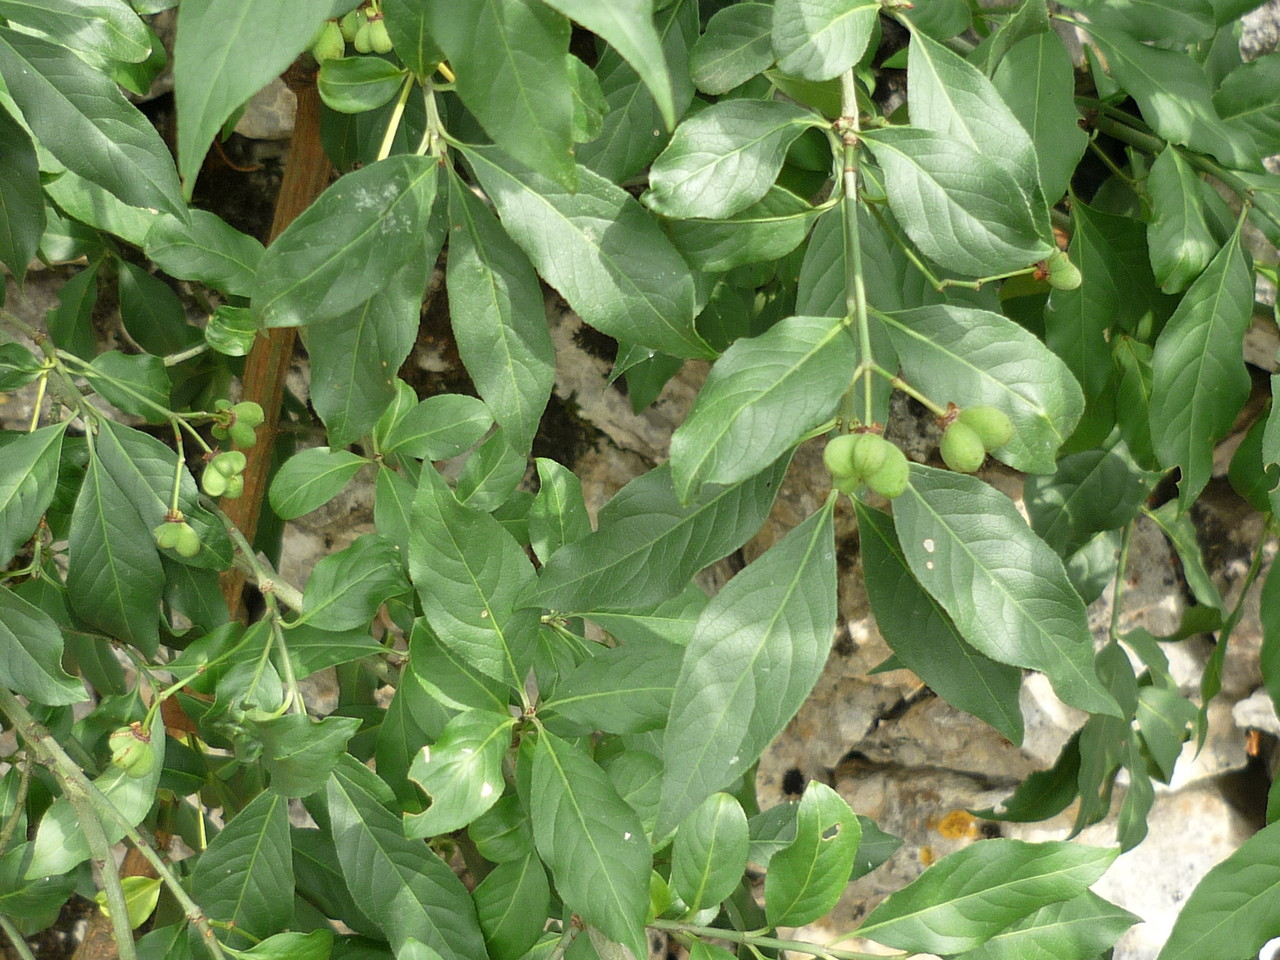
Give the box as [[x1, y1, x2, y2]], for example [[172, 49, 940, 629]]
[[153, 513, 200, 558], [211, 399, 264, 449], [938, 405, 1013, 473], [824, 430, 910, 499], [202, 450, 247, 499], [312, 3, 393, 62]]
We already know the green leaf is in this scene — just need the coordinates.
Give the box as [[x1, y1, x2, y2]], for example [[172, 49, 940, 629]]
[[529, 459, 786, 616], [265, 623, 385, 679], [1146, 147, 1231, 294], [0, 843, 73, 927], [690, 3, 774, 95], [532, 730, 650, 958], [1157, 818, 1280, 960], [469, 794, 535, 864], [426, 0, 575, 187], [84, 351, 171, 423], [235, 931, 332, 960], [860, 126, 1053, 277], [27, 713, 165, 878], [657, 500, 837, 838], [67, 450, 162, 654], [543, 639, 682, 735], [895, 465, 1120, 717], [190, 791, 293, 947], [671, 793, 749, 912], [318, 56, 407, 114], [327, 760, 486, 958], [269, 448, 368, 520], [901, 0, 970, 38], [144, 209, 264, 299], [771, 0, 878, 81], [859, 840, 1118, 954], [765, 782, 860, 926], [577, 0, 697, 183], [466, 145, 711, 360], [645, 100, 820, 220], [381, 0, 444, 78], [0, 423, 66, 567], [0, 28, 186, 220], [254, 155, 437, 328], [1058, 0, 1214, 42], [669, 314, 853, 502], [881, 305, 1084, 474], [174, 0, 329, 194], [1145, 501, 1223, 609], [0, 106, 43, 282], [405, 710, 515, 837], [298, 534, 408, 631], [856, 502, 1023, 743], [254, 714, 362, 798], [1084, 23, 1251, 168], [991, 32, 1088, 203], [955, 889, 1139, 960], [529, 458, 591, 564], [540, 0, 675, 129], [445, 169, 553, 457], [42, 169, 162, 247], [664, 184, 820, 273], [410, 619, 511, 717], [1215, 53, 1280, 160], [408, 464, 538, 689], [1024, 443, 1156, 555], [205, 304, 258, 357], [0, 344, 42, 392], [1150, 232, 1253, 511], [383, 395, 492, 462], [472, 853, 549, 960], [0, 0, 152, 62], [0, 587, 85, 705], [117, 261, 196, 357]]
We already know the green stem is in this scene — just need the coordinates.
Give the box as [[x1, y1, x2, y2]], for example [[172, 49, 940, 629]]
[[1109, 522, 1134, 642], [28, 373, 48, 432], [216, 509, 305, 611], [168, 420, 186, 515], [268, 599, 306, 716], [649, 919, 905, 960], [162, 342, 210, 367], [839, 70, 874, 423], [0, 915, 39, 960], [66, 775, 138, 960], [545, 920, 583, 960], [0, 754, 32, 854], [376, 74, 415, 162], [868, 360, 948, 417]]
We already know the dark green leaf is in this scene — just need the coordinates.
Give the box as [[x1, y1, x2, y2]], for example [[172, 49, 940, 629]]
[[529, 459, 786, 616], [268, 448, 368, 520], [145, 209, 264, 299], [657, 500, 837, 838], [327, 759, 486, 958], [409, 619, 510, 717], [174, 0, 330, 193], [255, 714, 363, 798], [269, 623, 385, 678], [645, 100, 820, 220], [426, 0, 575, 187], [45, 262, 98, 360], [117, 261, 195, 356], [472, 853, 549, 960], [690, 3, 774, 95], [67, 450, 162, 653], [466, 145, 711, 359], [1146, 502, 1223, 609], [0, 844, 74, 927], [1229, 410, 1278, 513], [0, 28, 185, 220], [0, 343, 42, 392], [0, 0, 151, 62], [856, 502, 1023, 743], [671, 793, 749, 912], [382, 394, 493, 462], [1146, 147, 1231, 294], [1215, 53, 1280, 160], [895, 465, 1120, 717], [0, 106, 43, 282], [771, 0, 878, 81], [974, 734, 1082, 823], [858, 840, 1118, 954], [205, 305, 258, 357], [531, 730, 649, 958], [529, 458, 591, 564], [0, 587, 85, 705], [298, 534, 408, 631], [861, 126, 1053, 277], [190, 791, 293, 947], [253, 155, 436, 328], [381, 0, 444, 78], [956, 889, 1140, 960], [577, 0, 697, 183], [852, 815, 903, 881], [1150, 232, 1253, 511], [765, 781, 860, 926], [84, 351, 171, 423], [1024, 443, 1156, 555], [318, 56, 407, 114], [42, 168, 160, 246], [469, 794, 535, 864], [0, 423, 66, 566], [670, 314, 852, 502], [405, 710, 514, 836], [543, 639, 682, 734], [408, 464, 538, 689], [881, 305, 1084, 474], [665, 184, 820, 273], [567, 53, 606, 142]]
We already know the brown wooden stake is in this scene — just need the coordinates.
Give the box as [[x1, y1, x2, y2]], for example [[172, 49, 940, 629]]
[[220, 65, 333, 618]]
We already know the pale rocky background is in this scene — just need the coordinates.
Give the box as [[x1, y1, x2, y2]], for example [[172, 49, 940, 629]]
[[3, 4, 1280, 960]]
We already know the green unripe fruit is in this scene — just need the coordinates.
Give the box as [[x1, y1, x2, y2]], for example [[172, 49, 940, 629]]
[[823, 434, 859, 478], [108, 725, 155, 779], [940, 421, 986, 473], [173, 523, 201, 558], [353, 20, 374, 53], [340, 8, 364, 41], [957, 406, 1014, 451], [201, 468, 228, 497], [366, 18, 393, 55], [233, 401, 265, 428], [211, 451, 247, 477], [849, 433, 890, 478], [153, 521, 181, 550], [865, 443, 909, 499], [223, 474, 245, 499], [312, 20, 345, 63], [229, 422, 258, 449], [1045, 250, 1082, 290]]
